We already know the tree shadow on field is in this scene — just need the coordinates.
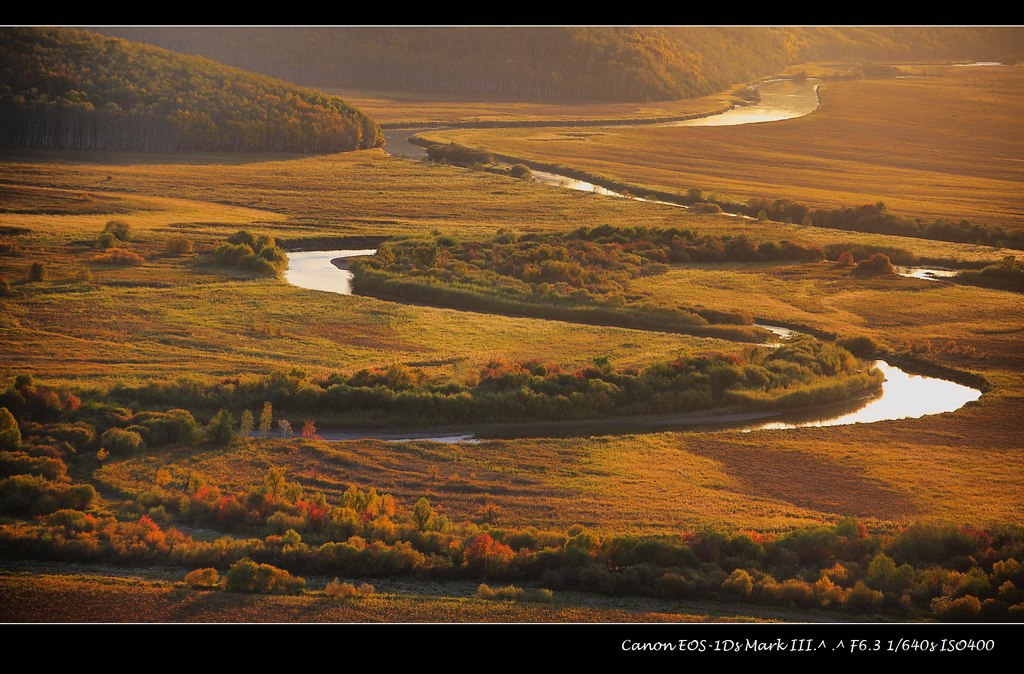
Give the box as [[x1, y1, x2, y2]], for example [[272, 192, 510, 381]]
[[690, 443, 918, 520]]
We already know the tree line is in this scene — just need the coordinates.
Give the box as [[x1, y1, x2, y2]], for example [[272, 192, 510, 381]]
[[1, 372, 1020, 620], [0, 28, 383, 153], [91, 336, 880, 427], [349, 227, 825, 342], [745, 199, 1024, 251]]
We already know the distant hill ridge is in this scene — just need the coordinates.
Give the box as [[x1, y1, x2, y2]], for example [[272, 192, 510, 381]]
[[100, 26, 1024, 102], [0, 27, 383, 153]]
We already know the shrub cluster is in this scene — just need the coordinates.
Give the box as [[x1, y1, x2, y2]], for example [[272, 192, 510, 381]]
[[351, 227, 824, 341], [213, 231, 288, 277], [101, 336, 881, 427]]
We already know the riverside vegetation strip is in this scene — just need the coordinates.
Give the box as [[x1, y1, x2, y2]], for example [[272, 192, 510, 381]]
[[425, 66, 1024, 232], [1, 52, 1022, 621]]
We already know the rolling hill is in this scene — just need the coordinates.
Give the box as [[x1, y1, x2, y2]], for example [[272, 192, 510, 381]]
[[101, 26, 1024, 102], [0, 27, 383, 153]]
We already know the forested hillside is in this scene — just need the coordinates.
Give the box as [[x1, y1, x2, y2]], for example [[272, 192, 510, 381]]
[[0, 28, 383, 153], [101, 27, 1024, 102]]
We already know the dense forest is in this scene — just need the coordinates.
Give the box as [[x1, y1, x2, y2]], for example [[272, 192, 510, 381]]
[[101, 27, 1024, 102], [0, 28, 382, 153]]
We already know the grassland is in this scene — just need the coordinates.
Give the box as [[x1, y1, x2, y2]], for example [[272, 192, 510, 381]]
[[1, 145, 1021, 535], [330, 87, 739, 126], [1, 149, 1013, 262], [2, 147, 1010, 388], [83, 264, 1024, 536], [425, 66, 1024, 230], [2, 67, 1023, 623], [3, 570, 847, 622]]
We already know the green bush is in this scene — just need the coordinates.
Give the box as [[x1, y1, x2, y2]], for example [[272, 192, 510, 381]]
[[204, 409, 236, 444], [0, 475, 96, 514], [131, 409, 199, 446], [224, 557, 305, 594], [853, 253, 896, 276], [92, 248, 144, 266], [164, 235, 194, 255], [0, 407, 20, 451], [425, 142, 492, 167], [214, 231, 288, 277], [690, 202, 723, 214], [521, 587, 553, 603], [44, 422, 96, 450], [493, 584, 523, 601], [0, 452, 67, 480], [99, 427, 145, 455], [184, 567, 220, 589], [837, 335, 878, 357], [931, 595, 982, 621], [957, 256, 1024, 292], [845, 581, 884, 611], [103, 219, 132, 241], [509, 164, 533, 180], [325, 579, 374, 598], [722, 569, 754, 597]]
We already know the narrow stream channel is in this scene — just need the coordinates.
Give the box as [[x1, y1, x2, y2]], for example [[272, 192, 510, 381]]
[[284, 251, 982, 442], [285, 76, 982, 442]]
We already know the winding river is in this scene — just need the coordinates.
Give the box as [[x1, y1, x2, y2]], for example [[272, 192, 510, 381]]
[[660, 78, 822, 127], [285, 250, 981, 442], [383, 78, 822, 206], [283, 76, 983, 442]]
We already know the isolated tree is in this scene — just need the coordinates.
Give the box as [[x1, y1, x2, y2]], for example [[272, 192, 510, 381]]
[[238, 409, 255, 441], [722, 569, 754, 597], [278, 419, 292, 438], [264, 467, 285, 498], [224, 557, 260, 593], [258, 402, 273, 437], [413, 497, 437, 532], [204, 409, 236, 444], [301, 420, 317, 438], [103, 219, 132, 241], [27, 263, 45, 282]]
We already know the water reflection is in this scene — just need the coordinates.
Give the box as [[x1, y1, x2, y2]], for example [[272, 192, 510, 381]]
[[748, 361, 981, 431], [283, 249, 376, 295], [661, 78, 821, 127], [895, 266, 958, 281], [530, 170, 623, 197], [531, 169, 688, 209], [747, 324, 981, 430]]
